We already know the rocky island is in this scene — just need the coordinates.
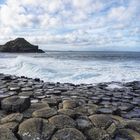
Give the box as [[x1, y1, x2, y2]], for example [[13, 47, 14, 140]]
[[0, 38, 45, 53], [0, 73, 140, 140]]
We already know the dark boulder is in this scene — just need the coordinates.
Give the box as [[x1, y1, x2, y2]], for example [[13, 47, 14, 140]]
[[0, 38, 44, 53], [1, 96, 30, 112]]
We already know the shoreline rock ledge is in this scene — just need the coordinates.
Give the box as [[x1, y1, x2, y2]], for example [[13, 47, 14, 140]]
[[0, 73, 140, 140], [0, 38, 45, 53]]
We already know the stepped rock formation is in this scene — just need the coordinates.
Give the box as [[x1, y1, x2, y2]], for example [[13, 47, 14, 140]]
[[0, 38, 44, 53], [0, 73, 140, 139]]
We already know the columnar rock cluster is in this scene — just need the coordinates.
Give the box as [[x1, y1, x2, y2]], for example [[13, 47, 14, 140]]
[[0, 73, 140, 140]]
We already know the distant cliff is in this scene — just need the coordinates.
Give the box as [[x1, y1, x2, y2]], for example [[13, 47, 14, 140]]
[[0, 38, 45, 53]]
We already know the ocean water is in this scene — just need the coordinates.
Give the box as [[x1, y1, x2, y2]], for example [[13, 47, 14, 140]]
[[0, 51, 140, 84]]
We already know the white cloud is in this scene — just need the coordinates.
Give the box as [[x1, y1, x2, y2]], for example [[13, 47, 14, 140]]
[[108, 0, 140, 22], [0, 0, 139, 50]]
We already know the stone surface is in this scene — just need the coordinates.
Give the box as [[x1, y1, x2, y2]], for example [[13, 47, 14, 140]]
[[0, 74, 140, 140], [58, 109, 76, 118], [51, 128, 86, 140], [41, 98, 58, 106], [123, 107, 140, 119], [74, 104, 98, 116], [125, 120, 140, 133], [49, 115, 76, 129], [89, 114, 113, 129], [115, 128, 140, 140], [1, 113, 23, 124], [76, 116, 92, 130], [18, 118, 55, 140], [85, 127, 109, 140], [0, 122, 18, 132], [0, 127, 18, 140], [1, 96, 30, 112], [23, 102, 49, 118], [63, 100, 77, 109], [32, 107, 57, 119]]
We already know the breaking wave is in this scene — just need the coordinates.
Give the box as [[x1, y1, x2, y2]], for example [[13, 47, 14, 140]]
[[0, 54, 140, 84]]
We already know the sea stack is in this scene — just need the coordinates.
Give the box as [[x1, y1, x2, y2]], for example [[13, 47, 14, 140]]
[[0, 38, 45, 53]]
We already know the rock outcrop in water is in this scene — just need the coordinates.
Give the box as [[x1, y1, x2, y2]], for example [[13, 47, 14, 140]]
[[0, 73, 140, 140], [0, 38, 45, 53]]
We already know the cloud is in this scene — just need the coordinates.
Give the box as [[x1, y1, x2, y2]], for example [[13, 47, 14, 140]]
[[0, 0, 140, 50]]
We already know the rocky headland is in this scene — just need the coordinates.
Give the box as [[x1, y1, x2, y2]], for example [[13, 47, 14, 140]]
[[0, 73, 140, 140], [0, 38, 44, 53]]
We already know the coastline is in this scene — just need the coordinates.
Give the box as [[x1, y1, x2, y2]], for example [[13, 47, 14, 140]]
[[0, 73, 140, 140]]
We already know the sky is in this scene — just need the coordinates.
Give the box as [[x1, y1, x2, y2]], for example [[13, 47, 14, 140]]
[[0, 0, 140, 51]]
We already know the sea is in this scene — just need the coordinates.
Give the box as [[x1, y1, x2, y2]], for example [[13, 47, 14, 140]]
[[0, 51, 140, 84]]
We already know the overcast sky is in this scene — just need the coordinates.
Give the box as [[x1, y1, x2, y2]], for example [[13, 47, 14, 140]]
[[0, 0, 140, 51]]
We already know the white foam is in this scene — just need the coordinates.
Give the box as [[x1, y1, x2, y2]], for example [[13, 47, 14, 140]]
[[0, 55, 140, 84], [106, 83, 123, 89]]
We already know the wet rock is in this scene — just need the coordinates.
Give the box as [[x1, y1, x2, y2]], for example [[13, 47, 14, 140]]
[[106, 122, 117, 136], [111, 115, 127, 125], [42, 98, 58, 106], [8, 91, 17, 96], [1, 96, 30, 112], [99, 99, 110, 105], [90, 96, 101, 104], [0, 110, 7, 119], [1, 113, 23, 124], [34, 78, 40, 82], [21, 87, 33, 92], [0, 127, 18, 140], [58, 109, 76, 118], [123, 107, 140, 119], [49, 115, 76, 129], [96, 107, 113, 114], [35, 95, 46, 99], [63, 100, 77, 109], [0, 122, 18, 132], [102, 97, 111, 101], [1, 75, 12, 81], [54, 87, 68, 92], [132, 98, 140, 105], [89, 114, 113, 129], [18, 118, 55, 140], [74, 104, 98, 116], [51, 128, 86, 140], [96, 107, 121, 115], [18, 91, 33, 97], [115, 128, 140, 140], [9, 86, 20, 92], [23, 102, 49, 118], [76, 116, 92, 130], [50, 90, 62, 95], [118, 103, 134, 112], [125, 120, 140, 133], [85, 127, 110, 140], [32, 107, 57, 119]]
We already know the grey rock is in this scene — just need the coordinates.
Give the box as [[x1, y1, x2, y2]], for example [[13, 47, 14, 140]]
[[1, 96, 30, 112], [51, 128, 86, 140], [49, 115, 76, 129], [32, 107, 57, 119], [0, 127, 18, 140], [18, 118, 55, 140]]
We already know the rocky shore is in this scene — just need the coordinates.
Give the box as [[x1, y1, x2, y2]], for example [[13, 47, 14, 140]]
[[0, 73, 140, 140]]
